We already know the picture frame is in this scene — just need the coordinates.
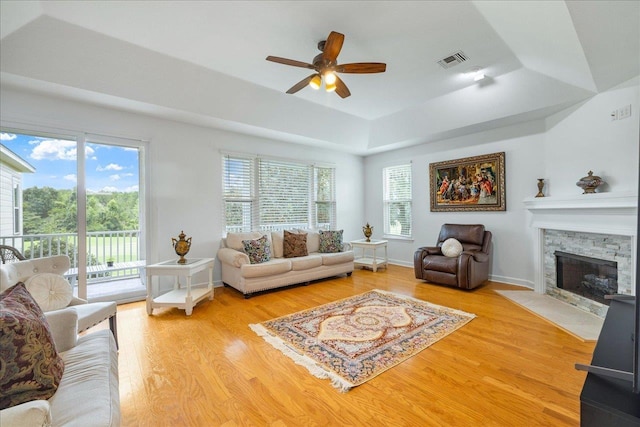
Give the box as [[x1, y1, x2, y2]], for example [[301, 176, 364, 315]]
[[429, 151, 506, 212]]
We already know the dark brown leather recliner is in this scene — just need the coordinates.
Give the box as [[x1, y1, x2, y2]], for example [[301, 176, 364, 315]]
[[414, 224, 492, 289]]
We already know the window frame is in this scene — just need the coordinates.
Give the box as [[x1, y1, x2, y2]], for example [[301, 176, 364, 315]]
[[221, 152, 336, 234], [382, 163, 413, 239]]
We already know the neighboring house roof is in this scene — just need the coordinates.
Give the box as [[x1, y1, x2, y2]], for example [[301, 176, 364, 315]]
[[0, 144, 36, 173]]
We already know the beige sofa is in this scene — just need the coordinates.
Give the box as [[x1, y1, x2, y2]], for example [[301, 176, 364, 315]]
[[217, 230, 354, 298], [0, 307, 120, 427]]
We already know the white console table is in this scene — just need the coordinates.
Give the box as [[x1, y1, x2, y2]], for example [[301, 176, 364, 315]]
[[146, 258, 214, 315], [351, 239, 388, 272]]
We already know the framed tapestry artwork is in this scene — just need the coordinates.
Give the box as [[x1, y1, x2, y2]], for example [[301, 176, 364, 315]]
[[429, 151, 506, 212]]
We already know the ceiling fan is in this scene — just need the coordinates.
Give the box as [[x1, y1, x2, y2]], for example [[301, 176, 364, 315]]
[[266, 31, 386, 98]]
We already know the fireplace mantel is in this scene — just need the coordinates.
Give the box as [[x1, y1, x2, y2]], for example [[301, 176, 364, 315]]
[[524, 191, 637, 212], [524, 191, 638, 294]]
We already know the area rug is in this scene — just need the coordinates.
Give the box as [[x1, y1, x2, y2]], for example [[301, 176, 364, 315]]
[[250, 289, 475, 392]]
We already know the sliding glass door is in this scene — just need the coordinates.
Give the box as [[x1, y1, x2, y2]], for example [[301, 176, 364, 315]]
[[82, 137, 147, 302], [0, 129, 147, 303]]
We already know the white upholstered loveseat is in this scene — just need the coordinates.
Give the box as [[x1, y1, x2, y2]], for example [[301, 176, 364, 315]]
[[0, 256, 120, 426], [217, 230, 354, 298], [0, 308, 120, 427]]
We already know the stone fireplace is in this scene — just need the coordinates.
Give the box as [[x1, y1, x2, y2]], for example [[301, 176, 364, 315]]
[[525, 192, 637, 318]]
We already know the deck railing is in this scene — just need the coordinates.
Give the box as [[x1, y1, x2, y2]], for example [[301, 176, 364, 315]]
[[0, 230, 143, 284]]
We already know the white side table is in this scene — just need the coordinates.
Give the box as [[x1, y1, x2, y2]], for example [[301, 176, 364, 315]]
[[351, 239, 388, 272], [146, 258, 214, 315]]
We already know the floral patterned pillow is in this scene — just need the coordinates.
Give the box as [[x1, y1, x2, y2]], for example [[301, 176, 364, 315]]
[[0, 282, 65, 409], [319, 230, 343, 253], [242, 235, 272, 264]]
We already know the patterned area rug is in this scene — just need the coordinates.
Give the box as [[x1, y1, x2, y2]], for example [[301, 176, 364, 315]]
[[250, 289, 475, 392]]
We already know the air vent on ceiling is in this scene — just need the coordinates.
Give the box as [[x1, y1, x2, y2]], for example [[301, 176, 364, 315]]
[[437, 51, 468, 69]]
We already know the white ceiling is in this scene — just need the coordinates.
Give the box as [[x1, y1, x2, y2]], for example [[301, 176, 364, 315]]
[[1, 1, 638, 155]]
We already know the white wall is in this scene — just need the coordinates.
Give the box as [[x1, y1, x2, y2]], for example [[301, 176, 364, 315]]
[[365, 120, 545, 287], [543, 77, 640, 195], [0, 166, 18, 237], [0, 88, 365, 284], [1, 75, 637, 289], [364, 76, 639, 287]]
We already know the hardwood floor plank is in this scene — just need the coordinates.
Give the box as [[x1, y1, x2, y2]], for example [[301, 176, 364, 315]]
[[112, 265, 594, 426]]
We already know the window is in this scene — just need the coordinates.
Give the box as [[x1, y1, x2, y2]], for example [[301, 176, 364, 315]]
[[12, 179, 20, 234], [222, 154, 254, 233], [313, 166, 336, 230], [222, 154, 336, 233], [383, 164, 412, 238]]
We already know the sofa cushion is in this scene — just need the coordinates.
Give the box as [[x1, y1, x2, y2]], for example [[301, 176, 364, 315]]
[[319, 230, 343, 253], [283, 230, 308, 258], [441, 238, 463, 258], [226, 232, 266, 251], [270, 231, 284, 258], [242, 235, 271, 264], [321, 250, 354, 266], [0, 283, 65, 409], [25, 273, 73, 312], [423, 255, 457, 274], [297, 229, 320, 253], [439, 224, 485, 246], [290, 255, 323, 271], [49, 329, 120, 427], [241, 259, 291, 278]]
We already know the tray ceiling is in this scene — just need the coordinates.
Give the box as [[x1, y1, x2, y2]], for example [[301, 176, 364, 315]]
[[1, 1, 638, 155]]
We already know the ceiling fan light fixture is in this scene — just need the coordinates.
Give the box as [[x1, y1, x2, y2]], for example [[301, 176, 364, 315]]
[[323, 71, 337, 85], [309, 74, 321, 90], [267, 30, 386, 98]]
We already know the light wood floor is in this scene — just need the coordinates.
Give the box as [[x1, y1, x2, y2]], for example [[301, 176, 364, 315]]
[[111, 265, 596, 426]]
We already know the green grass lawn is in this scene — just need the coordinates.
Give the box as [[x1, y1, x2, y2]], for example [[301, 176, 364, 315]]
[[22, 234, 141, 264], [87, 235, 140, 264]]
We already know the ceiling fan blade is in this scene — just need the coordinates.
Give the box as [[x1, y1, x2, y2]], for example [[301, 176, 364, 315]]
[[322, 31, 345, 62], [334, 76, 351, 98], [335, 63, 387, 74], [286, 74, 317, 94], [266, 56, 316, 70]]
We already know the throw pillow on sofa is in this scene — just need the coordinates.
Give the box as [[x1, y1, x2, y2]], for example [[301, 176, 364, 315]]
[[25, 273, 73, 312], [242, 235, 272, 264], [319, 230, 343, 253], [283, 230, 308, 258], [227, 231, 270, 251], [0, 282, 65, 409]]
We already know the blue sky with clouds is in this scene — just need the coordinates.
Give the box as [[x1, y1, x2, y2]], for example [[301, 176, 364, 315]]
[[1, 132, 139, 193]]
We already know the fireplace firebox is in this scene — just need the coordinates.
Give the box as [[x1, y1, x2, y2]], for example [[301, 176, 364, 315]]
[[555, 251, 618, 306]]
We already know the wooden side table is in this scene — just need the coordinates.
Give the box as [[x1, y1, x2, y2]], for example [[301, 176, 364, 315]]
[[351, 239, 388, 272], [146, 258, 214, 315]]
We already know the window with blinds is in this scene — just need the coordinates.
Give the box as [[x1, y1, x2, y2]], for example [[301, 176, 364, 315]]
[[222, 154, 336, 233], [222, 155, 254, 233], [383, 164, 412, 238]]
